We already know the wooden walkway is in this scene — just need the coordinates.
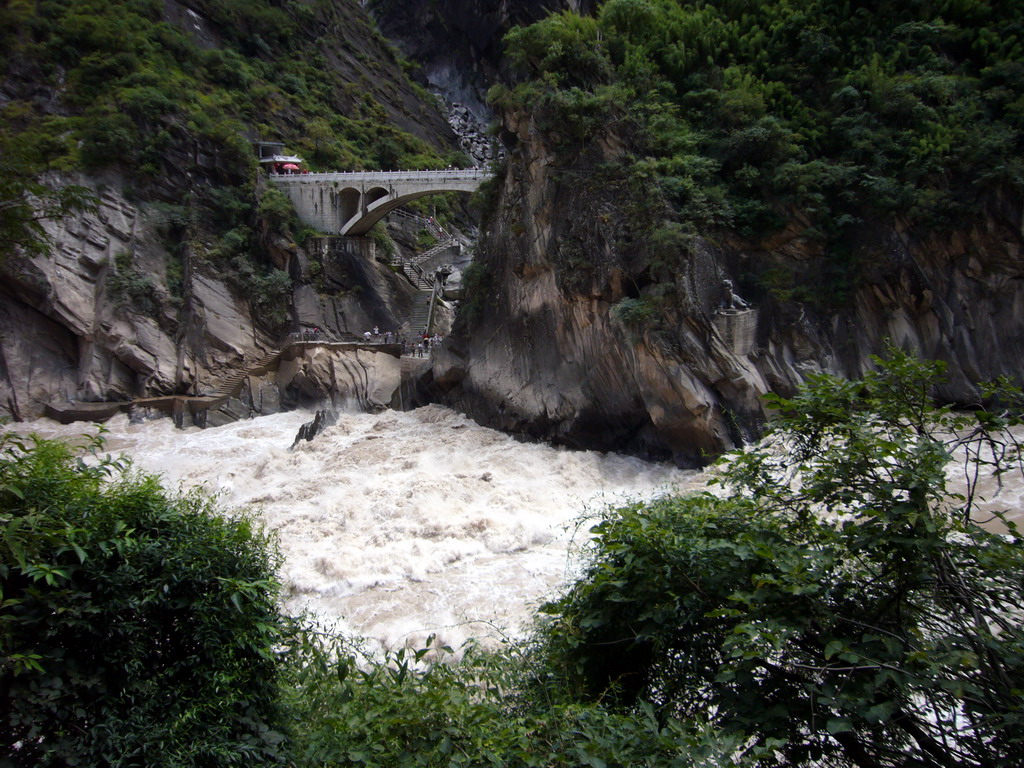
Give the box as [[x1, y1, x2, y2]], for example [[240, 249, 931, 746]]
[[45, 341, 403, 423]]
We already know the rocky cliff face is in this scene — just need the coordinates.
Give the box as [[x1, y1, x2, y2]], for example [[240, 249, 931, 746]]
[[0, 181, 420, 421], [370, 0, 601, 168], [0, 0, 458, 422], [371, 0, 598, 118], [2, 184, 192, 419], [433, 110, 1024, 466], [8, 0, 1022, 460]]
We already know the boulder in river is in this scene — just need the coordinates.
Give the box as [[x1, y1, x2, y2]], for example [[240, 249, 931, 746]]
[[290, 409, 338, 449]]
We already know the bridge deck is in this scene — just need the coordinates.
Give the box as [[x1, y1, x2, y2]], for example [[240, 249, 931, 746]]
[[269, 169, 490, 183], [268, 167, 492, 236]]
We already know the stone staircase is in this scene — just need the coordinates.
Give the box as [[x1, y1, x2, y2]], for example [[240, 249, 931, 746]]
[[407, 293, 432, 335], [398, 260, 434, 290], [388, 208, 460, 335], [399, 219, 459, 289], [210, 348, 282, 398], [391, 209, 457, 268]]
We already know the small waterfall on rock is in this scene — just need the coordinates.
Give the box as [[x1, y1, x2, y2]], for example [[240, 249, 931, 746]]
[[19, 406, 701, 650]]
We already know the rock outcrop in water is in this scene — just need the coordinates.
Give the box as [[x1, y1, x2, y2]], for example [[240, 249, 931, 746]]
[[278, 344, 402, 412], [290, 409, 339, 449]]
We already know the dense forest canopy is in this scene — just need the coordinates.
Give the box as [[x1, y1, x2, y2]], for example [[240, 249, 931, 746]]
[[492, 0, 1024, 302], [0, 0, 453, 182]]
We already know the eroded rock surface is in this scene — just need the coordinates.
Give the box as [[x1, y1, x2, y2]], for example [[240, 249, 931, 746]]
[[435, 110, 1024, 466], [277, 345, 403, 412], [0, 183, 271, 419], [0, 181, 423, 423]]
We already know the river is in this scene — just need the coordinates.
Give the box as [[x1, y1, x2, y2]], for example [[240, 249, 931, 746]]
[[16, 405, 701, 651], [17, 404, 1023, 652]]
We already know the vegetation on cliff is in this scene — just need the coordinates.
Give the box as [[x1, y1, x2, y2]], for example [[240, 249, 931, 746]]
[[0, 0, 451, 180], [5, 354, 1023, 766], [0, 0, 459, 331], [489, 0, 1024, 305], [0, 138, 95, 262]]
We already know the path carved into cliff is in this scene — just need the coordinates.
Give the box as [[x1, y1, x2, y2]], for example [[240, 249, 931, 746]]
[[44, 340, 403, 424]]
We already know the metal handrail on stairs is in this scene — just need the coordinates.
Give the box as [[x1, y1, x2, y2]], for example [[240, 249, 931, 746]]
[[389, 208, 455, 245], [398, 260, 432, 289], [425, 277, 444, 335], [412, 238, 458, 266]]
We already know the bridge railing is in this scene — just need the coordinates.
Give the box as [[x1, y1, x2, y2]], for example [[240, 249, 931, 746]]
[[269, 168, 491, 183], [390, 208, 455, 243]]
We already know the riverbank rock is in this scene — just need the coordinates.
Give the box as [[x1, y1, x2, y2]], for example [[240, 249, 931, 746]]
[[277, 345, 403, 412]]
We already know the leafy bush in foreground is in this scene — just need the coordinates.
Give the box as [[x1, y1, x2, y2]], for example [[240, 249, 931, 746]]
[[281, 631, 761, 768], [0, 432, 288, 766], [5, 352, 1022, 768], [539, 352, 1024, 768]]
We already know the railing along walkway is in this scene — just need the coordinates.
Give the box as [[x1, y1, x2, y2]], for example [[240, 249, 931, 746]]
[[130, 339, 401, 414], [269, 168, 490, 184], [389, 208, 455, 246]]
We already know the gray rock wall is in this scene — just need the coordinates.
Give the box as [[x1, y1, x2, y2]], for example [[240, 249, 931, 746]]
[[0, 183, 419, 422], [435, 111, 1024, 466], [277, 345, 402, 411], [0, 181, 260, 419]]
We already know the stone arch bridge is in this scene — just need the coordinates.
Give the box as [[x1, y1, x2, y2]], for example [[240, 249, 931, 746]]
[[268, 168, 490, 236]]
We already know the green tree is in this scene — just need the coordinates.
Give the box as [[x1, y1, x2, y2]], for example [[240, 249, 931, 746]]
[[540, 351, 1024, 768], [0, 432, 289, 766], [281, 630, 763, 768], [0, 138, 95, 261]]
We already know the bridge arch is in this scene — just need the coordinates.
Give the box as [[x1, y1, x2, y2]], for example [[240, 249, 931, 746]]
[[365, 186, 389, 206], [338, 187, 361, 223], [343, 190, 447, 235]]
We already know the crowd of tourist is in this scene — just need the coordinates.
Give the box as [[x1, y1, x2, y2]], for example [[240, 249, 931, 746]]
[[361, 326, 444, 357], [290, 325, 443, 357]]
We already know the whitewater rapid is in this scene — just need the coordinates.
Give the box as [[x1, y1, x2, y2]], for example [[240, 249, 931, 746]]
[[18, 405, 1023, 651], [17, 406, 700, 650]]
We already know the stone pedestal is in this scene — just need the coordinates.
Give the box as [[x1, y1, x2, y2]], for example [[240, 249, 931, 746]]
[[713, 308, 758, 356]]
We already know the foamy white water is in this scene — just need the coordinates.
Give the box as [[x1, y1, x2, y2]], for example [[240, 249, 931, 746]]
[[20, 407, 1020, 651], [16, 406, 700, 650]]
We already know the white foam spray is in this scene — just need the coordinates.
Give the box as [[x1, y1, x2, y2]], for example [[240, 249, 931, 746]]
[[19, 407, 1020, 651], [16, 406, 700, 650]]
